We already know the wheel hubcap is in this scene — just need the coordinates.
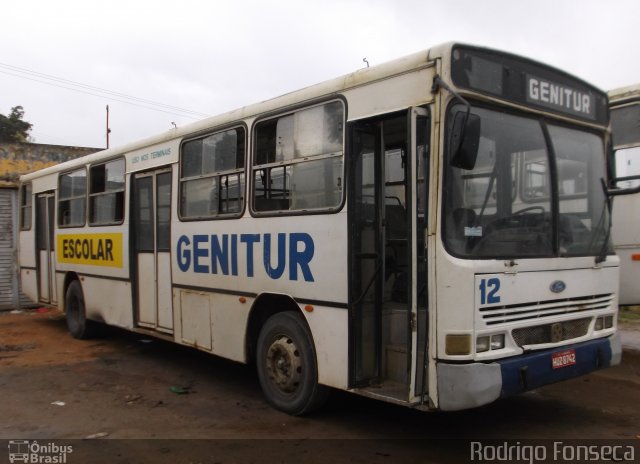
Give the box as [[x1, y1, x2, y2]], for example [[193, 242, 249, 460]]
[[265, 336, 302, 393]]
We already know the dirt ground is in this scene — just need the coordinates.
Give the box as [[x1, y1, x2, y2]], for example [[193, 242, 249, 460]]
[[1, 309, 639, 463]]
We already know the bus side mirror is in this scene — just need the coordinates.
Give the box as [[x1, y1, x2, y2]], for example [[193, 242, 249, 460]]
[[449, 112, 481, 170]]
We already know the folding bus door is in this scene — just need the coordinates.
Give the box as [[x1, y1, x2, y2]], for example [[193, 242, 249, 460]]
[[349, 108, 430, 404], [36, 192, 56, 304], [132, 169, 173, 333]]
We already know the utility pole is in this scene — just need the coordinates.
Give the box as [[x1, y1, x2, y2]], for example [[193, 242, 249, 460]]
[[106, 105, 111, 149]]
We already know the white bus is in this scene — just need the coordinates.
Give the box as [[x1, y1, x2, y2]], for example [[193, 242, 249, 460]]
[[19, 43, 622, 415], [609, 84, 640, 305]]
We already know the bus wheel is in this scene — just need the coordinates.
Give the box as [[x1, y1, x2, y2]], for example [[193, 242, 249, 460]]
[[65, 280, 97, 339], [256, 312, 328, 415]]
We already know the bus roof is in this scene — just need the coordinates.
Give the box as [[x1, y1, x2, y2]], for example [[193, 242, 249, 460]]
[[21, 43, 452, 183], [609, 83, 640, 106], [21, 42, 605, 182]]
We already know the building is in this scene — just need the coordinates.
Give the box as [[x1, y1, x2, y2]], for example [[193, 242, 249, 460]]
[[0, 142, 101, 310]]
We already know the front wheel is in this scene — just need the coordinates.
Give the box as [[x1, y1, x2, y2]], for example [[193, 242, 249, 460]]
[[256, 312, 328, 415], [65, 280, 98, 339]]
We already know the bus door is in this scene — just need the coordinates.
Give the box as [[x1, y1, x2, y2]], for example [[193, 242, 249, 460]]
[[36, 192, 57, 304], [132, 169, 173, 333], [349, 109, 429, 399]]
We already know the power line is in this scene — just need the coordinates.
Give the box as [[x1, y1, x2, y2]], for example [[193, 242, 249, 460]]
[[0, 61, 211, 119], [0, 61, 210, 117]]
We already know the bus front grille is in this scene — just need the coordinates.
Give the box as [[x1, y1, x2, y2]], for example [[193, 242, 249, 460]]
[[511, 317, 591, 347], [480, 293, 613, 325]]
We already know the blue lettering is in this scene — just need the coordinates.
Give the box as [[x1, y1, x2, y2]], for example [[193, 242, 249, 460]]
[[175, 232, 315, 282], [211, 235, 228, 275], [264, 233, 286, 279], [289, 233, 314, 282], [240, 234, 260, 278], [177, 235, 191, 272], [193, 235, 209, 273], [231, 234, 238, 276]]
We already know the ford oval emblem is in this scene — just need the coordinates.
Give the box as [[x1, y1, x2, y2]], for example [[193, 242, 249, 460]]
[[550, 280, 566, 293]]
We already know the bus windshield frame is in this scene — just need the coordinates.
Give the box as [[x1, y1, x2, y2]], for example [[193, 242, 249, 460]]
[[443, 102, 613, 260]]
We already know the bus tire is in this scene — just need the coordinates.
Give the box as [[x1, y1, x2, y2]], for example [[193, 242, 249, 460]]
[[256, 311, 328, 415], [65, 280, 97, 339]]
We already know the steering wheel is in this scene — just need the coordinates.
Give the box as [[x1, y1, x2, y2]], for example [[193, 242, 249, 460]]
[[513, 206, 546, 215]]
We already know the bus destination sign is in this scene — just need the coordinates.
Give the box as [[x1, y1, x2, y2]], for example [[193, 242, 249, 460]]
[[526, 75, 595, 121], [451, 45, 607, 125]]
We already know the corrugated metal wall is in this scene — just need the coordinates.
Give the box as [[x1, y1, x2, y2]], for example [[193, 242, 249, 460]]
[[0, 188, 33, 310], [0, 188, 14, 309]]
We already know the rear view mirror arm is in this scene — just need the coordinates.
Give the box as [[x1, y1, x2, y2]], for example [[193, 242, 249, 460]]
[[432, 75, 471, 124]]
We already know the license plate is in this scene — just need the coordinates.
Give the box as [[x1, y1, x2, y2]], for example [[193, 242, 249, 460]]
[[551, 349, 576, 369]]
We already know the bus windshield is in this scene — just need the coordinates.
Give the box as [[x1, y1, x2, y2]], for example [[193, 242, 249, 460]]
[[444, 104, 612, 259]]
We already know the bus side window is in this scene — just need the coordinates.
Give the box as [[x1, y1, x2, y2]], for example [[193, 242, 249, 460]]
[[252, 101, 344, 213], [89, 158, 125, 225], [179, 127, 246, 220], [20, 183, 32, 230], [58, 168, 87, 227]]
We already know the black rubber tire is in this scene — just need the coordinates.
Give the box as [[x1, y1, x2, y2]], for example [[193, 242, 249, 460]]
[[65, 280, 97, 339], [256, 312, 328, 415]]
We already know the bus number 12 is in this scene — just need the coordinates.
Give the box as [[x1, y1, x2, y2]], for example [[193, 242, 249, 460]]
[[479, 278, 501, 305]]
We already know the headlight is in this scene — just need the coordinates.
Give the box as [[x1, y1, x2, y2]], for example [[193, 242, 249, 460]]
[[476, 336, 490, 353], [594, 316, 614, 331], [490, 334, 505, 350], [476, 333, 505, 353], [595, 317, 604, 331], [604, 315, 614, 329]]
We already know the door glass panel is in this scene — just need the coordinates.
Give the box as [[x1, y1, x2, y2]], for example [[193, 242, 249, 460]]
[[36, 197, 48, 251], [351, 127, 380, 383], [48, 196, 55, 250], [135, 177, 154, 252], [350, 112, 422, 398], [156, 173, 172, 252], [415, 114, 430, 395], [381, 116, 410, 389]]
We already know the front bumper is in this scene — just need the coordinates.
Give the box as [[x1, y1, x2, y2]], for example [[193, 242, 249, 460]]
[[436, 333, 621, 411]]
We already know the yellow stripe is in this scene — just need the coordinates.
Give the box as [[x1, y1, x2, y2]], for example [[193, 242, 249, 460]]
[[57, 233, 123, 268]]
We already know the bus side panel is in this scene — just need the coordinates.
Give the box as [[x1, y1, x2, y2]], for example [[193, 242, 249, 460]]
[[20, 268, 38, 303], [170, 283, 349, 389], [612, 194, 640, 305], [18, 230, 36, 268], [18, 229, 37, 303], [171, 289, 250, 361], [176, 289, 213, 351], [344, 67, 435, 121], [613, 248, 640, 305], [81, 276, 134, 329], [210, 293, 251, 362], [303, 305, 349, 390], [172, 214, 349, 306]]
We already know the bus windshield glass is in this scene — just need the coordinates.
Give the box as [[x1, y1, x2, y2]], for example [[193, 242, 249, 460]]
[[444, 104, 612, 259]]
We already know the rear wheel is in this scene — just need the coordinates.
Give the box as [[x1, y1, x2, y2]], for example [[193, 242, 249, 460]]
[[65, 280, 97, 339], [256, 312, 328, 415]]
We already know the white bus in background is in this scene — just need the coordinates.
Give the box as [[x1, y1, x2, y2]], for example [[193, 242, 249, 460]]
[[609, 84, 640, 305], [19, 43, 624, 415]]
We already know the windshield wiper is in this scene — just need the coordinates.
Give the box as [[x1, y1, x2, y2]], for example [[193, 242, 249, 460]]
[[473, 161, 499, 229], [594, 178, 613, 264]]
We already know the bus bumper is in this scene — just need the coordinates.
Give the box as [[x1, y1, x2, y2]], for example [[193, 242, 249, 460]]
[[436, 333, 621, 411]]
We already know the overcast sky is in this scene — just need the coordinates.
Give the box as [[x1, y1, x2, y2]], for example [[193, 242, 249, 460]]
[[2, 0, 639, 149]]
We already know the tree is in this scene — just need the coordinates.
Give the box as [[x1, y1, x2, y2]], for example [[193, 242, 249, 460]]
[[0, 106, 33, 143]]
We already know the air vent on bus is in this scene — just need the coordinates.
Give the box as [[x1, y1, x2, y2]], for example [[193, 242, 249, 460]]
[[479, 293, 613, 325]]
